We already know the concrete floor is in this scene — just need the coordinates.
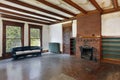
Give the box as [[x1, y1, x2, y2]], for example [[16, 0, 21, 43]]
[[0, 53, 120, 80]]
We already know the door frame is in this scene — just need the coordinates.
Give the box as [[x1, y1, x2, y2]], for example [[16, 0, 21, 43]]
[[62, 22, 72, 54]]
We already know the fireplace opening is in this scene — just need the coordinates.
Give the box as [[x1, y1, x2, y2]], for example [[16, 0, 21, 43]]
[[80, 46, 97, 62]]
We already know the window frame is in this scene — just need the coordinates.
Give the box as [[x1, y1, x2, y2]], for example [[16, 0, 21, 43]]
[[3, 20, 24, 58], [28, 24, 42, 47]]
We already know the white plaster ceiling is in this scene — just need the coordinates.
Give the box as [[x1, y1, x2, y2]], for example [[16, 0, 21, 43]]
[[71, 0, 96, 11], [95, 0, 113, 10], [45, 0, 80, 14], [20, 0, 74, 17]]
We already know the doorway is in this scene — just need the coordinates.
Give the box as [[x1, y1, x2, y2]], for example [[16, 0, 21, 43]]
[[62, 23, 72, 54]]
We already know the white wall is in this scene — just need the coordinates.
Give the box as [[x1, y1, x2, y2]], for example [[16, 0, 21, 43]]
[[49, 23, 63, 51], [49, 20, 77, 51], [102, 11, 120, 36], [72, 20, 77, 37], [0, 17, 49, 57], [42, 25, 49, 50], [24, 23, 29, 46], [0, 15, 3, 57]]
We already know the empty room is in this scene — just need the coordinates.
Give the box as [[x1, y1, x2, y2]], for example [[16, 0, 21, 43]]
[[0, 0, 120, 80]]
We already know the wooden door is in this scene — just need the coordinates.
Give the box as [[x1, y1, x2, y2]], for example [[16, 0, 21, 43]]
[[62, 23, 72, 54]]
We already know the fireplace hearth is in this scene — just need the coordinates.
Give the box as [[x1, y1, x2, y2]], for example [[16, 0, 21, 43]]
[[80, 46, 97, 62], [76, 37, 100, 62]]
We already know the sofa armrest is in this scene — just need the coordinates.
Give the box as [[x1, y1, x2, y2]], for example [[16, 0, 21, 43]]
[[40, 47, 43, 52], [11, 48, 16, 56]]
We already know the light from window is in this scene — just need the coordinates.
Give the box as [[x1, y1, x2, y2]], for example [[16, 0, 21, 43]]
[[30, 28, 41, 46], [6, 26, 21, 52]]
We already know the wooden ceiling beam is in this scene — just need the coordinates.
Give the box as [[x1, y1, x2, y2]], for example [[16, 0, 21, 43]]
[[1, 14, 50, 25], [112, 0, 119, 9], [0, 9, 55, 23], [89, 0, 103, 13], [37, 0, 76, 16], [0, 3, 61, 21], [63, 0, 87, 14], [6, 0, 69, 19], [51, 16, 76, 25], [103, 8, 120, 14]]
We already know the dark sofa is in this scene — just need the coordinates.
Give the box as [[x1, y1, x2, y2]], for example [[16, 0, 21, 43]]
[[11, 46, 42, 59]]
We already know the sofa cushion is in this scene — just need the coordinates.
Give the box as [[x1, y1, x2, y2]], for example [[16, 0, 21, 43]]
[[13, 47, 23, 51], [16, 50, 32, 55], [30, 46, 41, 50], [23, 46, 30, 51], [24, 50, 33, 53], [16, 51, 25, 55], [31, 50, 41, 53], [16, 50, 41, 55]]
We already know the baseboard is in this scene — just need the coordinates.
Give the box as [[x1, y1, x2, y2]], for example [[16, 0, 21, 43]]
[[101, 58, 120, 65]]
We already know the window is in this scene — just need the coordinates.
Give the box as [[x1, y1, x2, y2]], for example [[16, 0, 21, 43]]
[[3, 21, 24, 54], [29, 24, 42, 47], [6, 26, 21, 52]]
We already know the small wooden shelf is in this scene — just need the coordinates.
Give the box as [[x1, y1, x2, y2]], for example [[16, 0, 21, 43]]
[[103, 52, 120, 55], [102, 49, 120, 52], [102, 40, 120, 42], [102, 37, 120, 61], [70, 38, 76, 55], [102, 44, 120, 47]]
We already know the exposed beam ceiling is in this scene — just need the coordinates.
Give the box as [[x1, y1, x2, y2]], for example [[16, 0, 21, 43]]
[[1, 13, 50, 25], [0, 3, 61, 21], [52, 16, 76, 24], [37, 0, 76, 16], [63, 0, 87, 14], [0, 0, 119, 25], [112, 0, 119, 9], [89, 0, 103, 13], [103, 8, 120, 14], [6, 0, 69, 19], [0, 9, 55, 23]]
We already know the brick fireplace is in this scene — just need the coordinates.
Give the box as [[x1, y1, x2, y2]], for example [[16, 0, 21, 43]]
[[76, 37, 101, 62], [76, 12, 101, 62]]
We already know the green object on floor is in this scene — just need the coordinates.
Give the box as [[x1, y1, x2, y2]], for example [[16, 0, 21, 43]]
[[49, 43, 60, 53]]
